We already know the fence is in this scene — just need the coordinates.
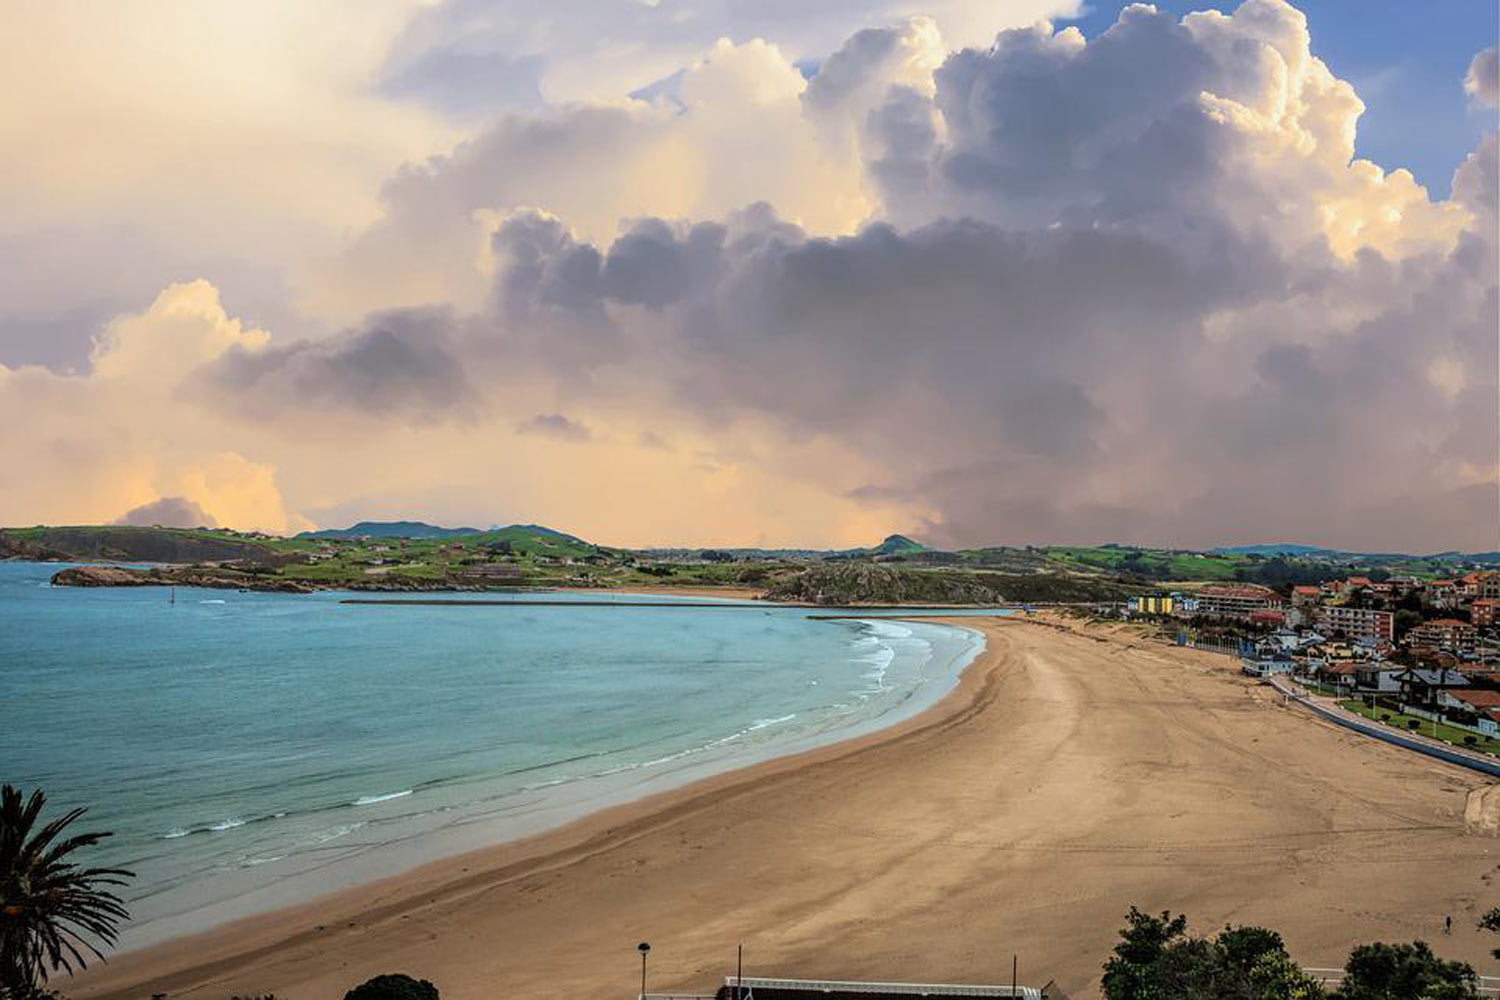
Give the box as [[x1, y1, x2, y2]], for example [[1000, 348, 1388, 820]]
[[646, 979, 1043, 1000], [1270, 677, 1500, 777], [1304, 969, 1500, 995]]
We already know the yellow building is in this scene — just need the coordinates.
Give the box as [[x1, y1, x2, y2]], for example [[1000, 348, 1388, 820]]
[[1134, 595, 1175, 615]]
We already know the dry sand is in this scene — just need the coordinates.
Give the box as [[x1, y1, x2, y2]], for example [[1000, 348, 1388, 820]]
[[71, 615, 1500, 1000]]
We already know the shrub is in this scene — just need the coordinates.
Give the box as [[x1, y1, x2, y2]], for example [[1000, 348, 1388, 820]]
[[1465, 736, 1477, 746], [344, 974, 439, 1000], [1380, 714, 1391, 722], [1408, 719, 1421, 730], [1338, 941, 1477, 999]]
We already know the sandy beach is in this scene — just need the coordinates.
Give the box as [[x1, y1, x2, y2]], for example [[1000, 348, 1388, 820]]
[[70, 615, 1500, 1000]]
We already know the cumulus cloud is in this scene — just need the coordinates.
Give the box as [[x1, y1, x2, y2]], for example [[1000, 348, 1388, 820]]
[[0, 2, 458, 373], [1467, 47, 1499, 108], [302, 37, 879, 323], [1, 0, 1496, 552], [197, 308, 473, 421], [376, 0, 1077, 110], [115, 496, 218, 529]]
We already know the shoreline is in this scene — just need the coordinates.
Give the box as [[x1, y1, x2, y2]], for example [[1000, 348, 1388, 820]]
[[72, 615, 1004, 999], [71, 615, 1500, 1000], [89, 611, 990, 957]]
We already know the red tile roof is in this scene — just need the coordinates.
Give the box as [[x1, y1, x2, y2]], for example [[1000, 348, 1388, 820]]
[[1452, 690, 1500, 709]]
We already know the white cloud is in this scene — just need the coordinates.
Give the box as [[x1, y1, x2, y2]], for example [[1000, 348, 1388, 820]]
[[1467, 47, 1499, 108], [0, 0, 1495, 551]]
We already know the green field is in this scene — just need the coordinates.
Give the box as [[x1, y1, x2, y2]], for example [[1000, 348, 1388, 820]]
[[1039, 546, 1248, 581]]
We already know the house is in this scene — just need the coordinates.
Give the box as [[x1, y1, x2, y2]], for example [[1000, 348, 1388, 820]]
[[1319, 605, 1395, 643], [1291, 585, 1322, 605], [1408, 619, 1477, 654], [1440, 689, 1500, 736], [1314, 660, 1360, 692], [1267, 629, 1305, 652], [1474, 599, 1500, 628], [1242, 647, 1296, 676], [1456, 572, 1500, 599], [1427, 580, 1459, 608], [1353, 663, 1403, 695], [1394, 667, 1472, 708]]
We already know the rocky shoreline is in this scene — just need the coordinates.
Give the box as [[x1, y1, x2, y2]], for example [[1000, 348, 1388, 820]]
[[46, 563, 635, 595], [51, 564, 319, 592], [47, 564, 526, 594]]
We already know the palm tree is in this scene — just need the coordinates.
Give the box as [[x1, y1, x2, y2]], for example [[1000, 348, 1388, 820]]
[[1, 785, 133, 993]]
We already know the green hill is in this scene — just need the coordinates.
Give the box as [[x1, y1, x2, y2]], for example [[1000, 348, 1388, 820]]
[[870, 533, 926, 556], [467, 525, 605, 558]]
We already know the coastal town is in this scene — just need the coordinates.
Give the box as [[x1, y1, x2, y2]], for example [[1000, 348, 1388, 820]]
[[1125, 572, 1500, 753]]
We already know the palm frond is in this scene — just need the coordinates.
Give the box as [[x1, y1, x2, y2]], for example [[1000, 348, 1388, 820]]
[[0, 785, 134, 993]]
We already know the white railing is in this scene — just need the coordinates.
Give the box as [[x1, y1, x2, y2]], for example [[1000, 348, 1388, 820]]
[[720, 977, 1042, 999], [1305, 969, 1500, 995]]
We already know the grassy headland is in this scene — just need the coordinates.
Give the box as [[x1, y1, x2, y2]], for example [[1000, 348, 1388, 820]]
[[6, 523, 1497, 604]]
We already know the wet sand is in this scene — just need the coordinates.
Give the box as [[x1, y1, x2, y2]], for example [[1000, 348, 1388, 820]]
[[71, 615, 1500, 999]]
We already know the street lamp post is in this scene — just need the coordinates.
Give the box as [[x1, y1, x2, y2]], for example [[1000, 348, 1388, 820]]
[[639, 942, 651, 999]]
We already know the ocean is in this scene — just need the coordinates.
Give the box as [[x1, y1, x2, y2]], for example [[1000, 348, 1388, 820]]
[[0, 561, 987, 947]]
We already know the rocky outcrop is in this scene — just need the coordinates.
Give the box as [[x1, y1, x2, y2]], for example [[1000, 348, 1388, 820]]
[[51, 564, 315, 593], [764, 563, 1004, 605], [764, 563, 1141, 606], [4, 526, 273, 564]]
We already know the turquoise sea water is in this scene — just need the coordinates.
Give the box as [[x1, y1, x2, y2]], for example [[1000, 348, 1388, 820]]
[[0, 562, 988, 946]]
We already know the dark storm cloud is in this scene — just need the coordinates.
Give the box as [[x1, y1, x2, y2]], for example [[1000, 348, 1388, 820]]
[[516, 412, 591, 441], [196, 308, 473, 421], [115, 496, 218, 529]]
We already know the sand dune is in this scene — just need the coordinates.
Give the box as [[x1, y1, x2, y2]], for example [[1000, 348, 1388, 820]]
[[71, 615, 1499, 1000]]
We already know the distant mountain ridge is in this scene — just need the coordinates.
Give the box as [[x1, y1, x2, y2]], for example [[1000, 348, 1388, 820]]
[[1211, 543, 1332, 556], [298, 520, 480, 540], [1210, 542, 1500, 562]]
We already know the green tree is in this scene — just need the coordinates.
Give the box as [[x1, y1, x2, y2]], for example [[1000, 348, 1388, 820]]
[[1101, 909, 1325, 1000], [1336, 941, 1477, 1000], [0, 785, 133, 994], [344, 973, 440, 1000], [1477, 908, 1500, 959], [1102, 907, 1191, 999], [1248, 952, 1326, 1000], [1393, 609, 1424, 640]]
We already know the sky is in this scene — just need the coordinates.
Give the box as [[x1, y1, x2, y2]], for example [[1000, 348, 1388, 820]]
[[0, 0, 1496, 552]]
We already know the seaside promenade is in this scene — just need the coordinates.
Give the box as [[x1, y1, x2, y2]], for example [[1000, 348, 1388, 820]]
[[71, 615, 1499, 1000]]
